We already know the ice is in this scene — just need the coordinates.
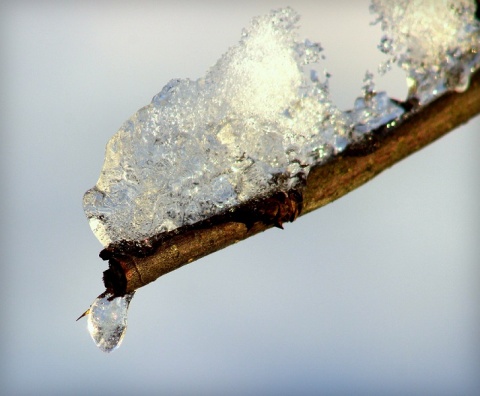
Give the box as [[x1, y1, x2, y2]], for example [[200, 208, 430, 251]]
[[87, 291, 135, 353], [371, 0, 480, 104], [349, 71, 405, 137], [82, 4, 480, 353], [84, 4, 479, 247], [83, 8, 349, 246]]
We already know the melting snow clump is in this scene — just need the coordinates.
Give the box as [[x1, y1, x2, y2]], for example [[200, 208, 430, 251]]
[[371, 0, 480, 104], [83, 4, 479, 248], [83, 8, 352, 246], [82, 4, 480, 353]]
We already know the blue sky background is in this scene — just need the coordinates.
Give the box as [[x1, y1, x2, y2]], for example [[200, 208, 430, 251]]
[[1, 1, 479, 395]]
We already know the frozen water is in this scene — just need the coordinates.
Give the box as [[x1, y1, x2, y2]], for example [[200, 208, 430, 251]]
[[82, 4, 480, 353], [83, 8, 349, 246], [349, 72, 405, 136], [371, 0, 480, 104], [87, 292, 135, 352], [84, 4, 479, 247]]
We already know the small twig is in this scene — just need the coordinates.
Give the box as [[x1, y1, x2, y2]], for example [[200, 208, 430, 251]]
[[102, 69, 480, 296]]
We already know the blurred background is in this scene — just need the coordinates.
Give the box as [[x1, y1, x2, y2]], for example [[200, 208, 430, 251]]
[[1, 1, 479, 395]]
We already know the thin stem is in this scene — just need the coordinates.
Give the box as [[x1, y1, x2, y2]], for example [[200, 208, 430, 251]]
[[103, 69, 480, 296]]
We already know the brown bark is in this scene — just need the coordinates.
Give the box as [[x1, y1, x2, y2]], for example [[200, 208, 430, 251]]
[[103, 69, 480, 296]]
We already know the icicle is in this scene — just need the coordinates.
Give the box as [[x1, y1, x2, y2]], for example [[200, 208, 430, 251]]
[[85, 291, 135, 353]]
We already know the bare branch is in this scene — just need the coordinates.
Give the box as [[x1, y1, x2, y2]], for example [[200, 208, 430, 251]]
[[102, 69, 480, 296]]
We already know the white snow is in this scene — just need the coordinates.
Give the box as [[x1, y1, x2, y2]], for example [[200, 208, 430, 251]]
[[82, 3, 480, 353], [83, 4, 479, 247], [83, 8, 350, 246], [371, 0, 480, 104]]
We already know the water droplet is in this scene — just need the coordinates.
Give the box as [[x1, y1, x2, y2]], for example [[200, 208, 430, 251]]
[[87, 291, 135, 353]]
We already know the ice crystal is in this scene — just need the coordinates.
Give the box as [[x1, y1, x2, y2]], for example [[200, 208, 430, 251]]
[[371, 0, 480, 104], [87, 292, 135, 353], [83, 8, 349, 246], [349, 71, 404, 136]]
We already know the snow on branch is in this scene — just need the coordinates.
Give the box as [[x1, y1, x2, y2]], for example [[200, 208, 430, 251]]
[[80, 2, 480, 352], [102, 68, 480, 297]]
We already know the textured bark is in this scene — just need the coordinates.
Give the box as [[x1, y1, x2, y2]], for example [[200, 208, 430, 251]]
[[103, 69, 480, 296]]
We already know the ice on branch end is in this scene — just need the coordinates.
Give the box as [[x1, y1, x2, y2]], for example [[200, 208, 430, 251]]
[[80, 3, 480, 352]]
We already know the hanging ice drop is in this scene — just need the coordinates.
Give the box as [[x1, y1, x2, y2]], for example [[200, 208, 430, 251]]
[[86, 291, 135, 353]]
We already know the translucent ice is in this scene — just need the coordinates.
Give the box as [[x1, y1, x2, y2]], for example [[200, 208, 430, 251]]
[[87, 292, 135, 352], [371, 0, 480, 104], [83, 8, 349, 246], [349, 71, 405, 137]]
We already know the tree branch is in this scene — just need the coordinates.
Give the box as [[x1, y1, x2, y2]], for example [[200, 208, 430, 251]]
[[103, 69, 480, 296]]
